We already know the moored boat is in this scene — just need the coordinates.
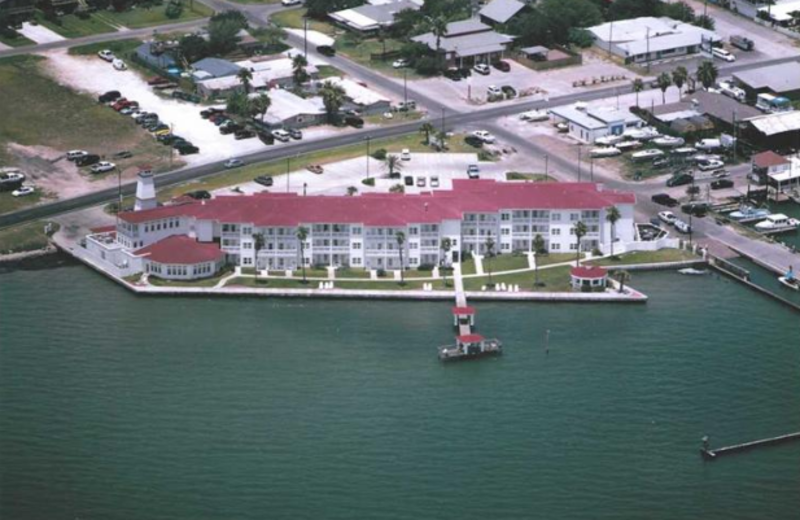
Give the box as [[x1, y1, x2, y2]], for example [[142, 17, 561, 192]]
[[778, 276, 799, 291], [653, 136, 685, 148], [729, 206, 771, 222], [679, 268, 708, 275], [439, 334, 502, 361], [754, 213, 800, 233]]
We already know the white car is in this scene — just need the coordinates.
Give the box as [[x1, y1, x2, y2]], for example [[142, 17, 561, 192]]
[[12, 186, 35, 197], [712, 47, 736, 62], [430, 175, 440, 188], [658, 211, 678, 225], [519, 109, 549, 122], [487, 85, 502, 97], [112, 59, 127, 71], [224, 158, 244, 169], [66, 150, 88, 161], [401, 148, 411, 161], [272, 129, 291, 142], [674, 219, 692, 234], [467, 164, 480, 179], [91, 161, 116, 174], [472, 130, 495, 143], [97, 49, 115, 62], [698, 159, 725, 171], [392, 58, 408, 69], [281, 0, 302, 5], [473, 63, 490, 75]]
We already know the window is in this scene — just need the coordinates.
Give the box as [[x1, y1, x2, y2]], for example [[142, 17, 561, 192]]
[[352, 227, 362, 235], [410, 242, 418, 249], [570, 228, 575, 235], [501, 243, 510, 250], [551, 228, 561, 236], [569, 243, 577, 250], [552, 243, 561, 251], [501, 228, 510, 235], [352, 257, 361, 265], [409, 227, 418, 235], [243, 227, 252, 235], [353, 242, 362, 250], [570, 213, 579, 222], [452, 239, 457, 246], [501, 213, 510, 221], [551, 213, 561, 221]]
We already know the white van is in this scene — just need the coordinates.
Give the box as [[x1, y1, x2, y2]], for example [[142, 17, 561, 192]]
[[712, 47, 735, 62]]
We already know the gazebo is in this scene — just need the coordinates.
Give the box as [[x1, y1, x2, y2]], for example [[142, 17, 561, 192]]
[[570, 266, 608, 291], [452, 306, 476, 328]]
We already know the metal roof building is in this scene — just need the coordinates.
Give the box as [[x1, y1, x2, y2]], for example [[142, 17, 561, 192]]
[[733, 62, 800, 99], [479, 0, 526, 26]]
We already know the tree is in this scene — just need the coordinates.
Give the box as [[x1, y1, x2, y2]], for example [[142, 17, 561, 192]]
[[292, 54, 309, 86], [178, 33, 209, 63], [320, 81, 346, 124], [237, 68, 253, 94], [257, 25, 287, 49], [696, 60, 719, 89], [616, 270, 630, 293], [396, 231, 406, 284], [484, 236, 495, 287], [672, 66, 688, 96], [425, 15, 449, 71], [419, 122, 435, 144], [207, 11, 246, 55], [661, 1, 695, 22], [632, 78, 644, 108], [573, 221, 587, 264], [296, 226, 309, 283], [226, 91, 249, 117], [384, 154, 403, 178], [693, 14, 715, 30], [434, 130, 447, 151], [605, 206, 621, 258], [306, 0, 360, 19], [533, 234, 545, 287], [253, 232, 265, 279], [440, 237, 452, 287], [656, 72, 672, 105], [249, 92, 271, 122], [346, 186, 358, 196]]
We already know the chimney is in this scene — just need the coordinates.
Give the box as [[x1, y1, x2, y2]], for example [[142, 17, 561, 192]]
[[134, 169, 157, 211]]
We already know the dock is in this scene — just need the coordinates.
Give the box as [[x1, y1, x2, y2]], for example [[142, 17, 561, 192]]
[[708, 254, 800, 314], [700, 432, 800, 460]]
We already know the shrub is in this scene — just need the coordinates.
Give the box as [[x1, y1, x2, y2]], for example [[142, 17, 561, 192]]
[[371, 148, 387, 160], [165, 0, 183, 19], [362, 177, 376, 187], [592, 247, 603, 257], [377, 268, 387, 278], [477, 150, 494, 161]]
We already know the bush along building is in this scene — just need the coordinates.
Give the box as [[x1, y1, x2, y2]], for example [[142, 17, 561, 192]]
[[83, 175, 636, 282]]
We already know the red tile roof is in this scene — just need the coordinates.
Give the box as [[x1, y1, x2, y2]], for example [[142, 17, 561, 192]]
[[752, 151, 790, 169], [453, 306, 476, 315], [119, 180, 635, 226], [134, 235, 224, 265], [571, 266, 608, 279], [457, 334, 485, 343]]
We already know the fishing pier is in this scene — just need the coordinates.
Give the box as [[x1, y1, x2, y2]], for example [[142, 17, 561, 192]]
[[701, 433, 800, 460]]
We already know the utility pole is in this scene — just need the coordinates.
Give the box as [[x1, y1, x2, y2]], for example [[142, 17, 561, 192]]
[[403, 68, 408, 116], [732, 109, 738, 160], [366, 136, 371, 179], [544, 154, 549, 181], [303, 17, 308, 59], [607, 20, 614, 58], [286, 156, 291, 193], [116, 165, 121, 227], [590, 155, 595, 182]]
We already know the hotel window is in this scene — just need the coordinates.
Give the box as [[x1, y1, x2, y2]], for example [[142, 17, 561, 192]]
[[353, 242, 362, 250], [570, 243, 577, 250], [551, 213, 561, 221], [552, 243, 561, 251], [352, 227, 362, 235], [570, 228, 575, 235], [352, 258, 361, 265], [243, 242, 252, 250], [570, 213, 579, 222], [409, 227, 418, 235], [501, 213, 510, 221], [502, 228, 510, 235], [552, 228, 560, 236], [501, 243, 510, 250], [452, 239, 457, 246], [243, 227, 252, 235], [410, 242, 418, 249]]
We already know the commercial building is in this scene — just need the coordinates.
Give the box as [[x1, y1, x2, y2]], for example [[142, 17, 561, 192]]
[[194, 56, 319, 98], [85, 178, 636, 280], [0, 0, 35, 23], [647, 91, 760, 133], [330, 0, 421, 33], [259, 89, 326, 129], [743, 110, 800, 150], [549, 104, 642, 143], [588, 17, 720, 64], [733, 62, 800, 100], [412, 19, 514, 68], [322, 76, 392, 115]]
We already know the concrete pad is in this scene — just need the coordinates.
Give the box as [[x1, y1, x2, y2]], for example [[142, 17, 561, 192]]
[[286, 29, 334, 48], [19, 22, 66, 44]]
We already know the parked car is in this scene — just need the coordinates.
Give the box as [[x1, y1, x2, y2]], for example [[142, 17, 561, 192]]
[[473, 63, 490, 75], [91, 161, 116, 174], [258, 132, 275, 145], [234, 129, 256, 140], [119, 106, 139, 116], [11, 186, 35, 197], [396, 100, 416, 112], [112, 99, 131, 111], [254, 175, 274, 187], [288, 128, 303, 140], [444, 68, 463, 81], [651, 193, 678, 207], [97, 50, 115, 62], [681, 202, 709, 217], [730, 35, 754, 51], [712, 47, 736, 62], [404, 175, 414, 186], [281, 0, 302, 5], [147, 76, 170, 86], [344, 115, 364, 128], [66, 150, 89, 161], [472, 130, 495, 143], [487, 85, 502, 97], [666, 172, 693, 187], [98, 90, 121, 103], [185, 190, 211, 200], [200, 108, 222, 119], [416, 177, 426, 187], [698, 159, 725, 171], [272, 129, 291, 142], [114, 150, 133, 159], [430, 176, 440, 188], [392, 58, 408, 69], [224, 158, 244, 169], [112, 59, 127, 71], [467, 164, 480, 179], [177, 144, 200, 155], [75, 154, 101, 167], [674, 219, 692, 234], [492, 60, 510, 72], [464, 135, 484, 148], [711, 169, 730, 179], [711, 179, 734, 190], [401, 148, 411, 161], [317, 45, 336, 57], [501, 85, 517, 98], [658, 211, 678, 225]]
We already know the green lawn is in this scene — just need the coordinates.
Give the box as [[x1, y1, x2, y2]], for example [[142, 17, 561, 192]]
[[317, 65, 345, 79], [335, 267, 372, 279], [35, 12, 117, 38], [226, 276, 453, 291], [0, 221, 59, 255], [536, 252, 582, 267], [483, 253, 530, 272], [272, 8, 337, 35], [334, 34, 430, 79], [0, 31, 35, 47], [100, 1, 214, 29], [462, 265, 573, 292], [588, 248, 699, 267], [68, 38, 143, 56], [0, 189, 51, 215], [226, 0, 279, 4]]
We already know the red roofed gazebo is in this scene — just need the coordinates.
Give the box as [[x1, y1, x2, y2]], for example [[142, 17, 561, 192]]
[[570, 265, 608, 291], [452, 306, 476, 328]]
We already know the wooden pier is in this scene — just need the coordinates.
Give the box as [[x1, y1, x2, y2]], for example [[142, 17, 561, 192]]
[[701, 432, 800, 460]]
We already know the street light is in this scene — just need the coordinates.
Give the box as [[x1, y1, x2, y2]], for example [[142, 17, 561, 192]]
[[365, 135, 372, 179], [544, 154, 549, 181]]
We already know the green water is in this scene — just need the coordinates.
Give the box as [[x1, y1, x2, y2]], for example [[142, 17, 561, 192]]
[[1, 262, 799, 520]]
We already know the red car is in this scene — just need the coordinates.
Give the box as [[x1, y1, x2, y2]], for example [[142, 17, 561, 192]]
[[493, 60, 510, 72], [111, 99, 130, 111]]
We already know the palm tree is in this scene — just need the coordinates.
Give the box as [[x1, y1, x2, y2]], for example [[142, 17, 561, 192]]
[[533, 233, 545, 287], [656, 71, 672, 104], [249, 92, 271, 122], [616, 270, 630, 293], [632, 78, 644, 108], [419, 122, 435, 145], [253, 232, 265, 279], [237, 68, 253, 94], [346, 186, 358, 196], [484, 236, 495, 287], [292, 54, 309, 86], [573, 221, 587, 265], [672, 66, 688, 96], [395, 231, 406, 284], [440, 237, 452, 287], [296, 226, 309, 284], [605, 206, 621, 258], [434, 130, 447, 152], [427, 15, 449, 71], [320, 81, 346, 124], [696, 60, 719, 90], [384, 154, 403, 178]]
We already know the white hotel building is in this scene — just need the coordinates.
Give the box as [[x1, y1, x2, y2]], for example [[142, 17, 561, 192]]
[[86, 175, 636, 281]]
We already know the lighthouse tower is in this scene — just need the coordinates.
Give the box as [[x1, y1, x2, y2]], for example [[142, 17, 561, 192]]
[[134, 169, 157, 211]]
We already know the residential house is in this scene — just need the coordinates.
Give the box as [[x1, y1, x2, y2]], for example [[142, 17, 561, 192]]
[[259, 89, 326, 129], [322, 76, 391, 115], [330, 0, 421, 33], [750, 150, 792, 185], [478, 0, 528, 27], [412, 19, 514, 68]]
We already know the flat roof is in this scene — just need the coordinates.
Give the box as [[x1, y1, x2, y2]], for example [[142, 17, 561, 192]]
[[747, 111, 800, 136], [588, 17, 720, 56], [261, 89, 325, 122], [548, 105, 607, 130], [733, 62, 800, 93], [324, 76, 389, 107], [412, 25, 513, 57]]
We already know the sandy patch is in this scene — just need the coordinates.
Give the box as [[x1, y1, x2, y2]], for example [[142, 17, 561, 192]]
[[6, 143, 96, 199], [19, 22, 65, 44]]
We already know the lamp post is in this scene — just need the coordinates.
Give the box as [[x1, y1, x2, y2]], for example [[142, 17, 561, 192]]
[[303, 17, 308, 59], [403, 68, 408, 116], [365, 135, 372, 179], [577, 143, 583, 182], [544, 154, 549, 181], [590, 155, 595, 182]]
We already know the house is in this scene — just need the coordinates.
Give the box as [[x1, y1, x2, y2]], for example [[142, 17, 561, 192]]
[[191, 57, 242, 82], [751, 150, 792, 185], [757, 0, 800, 26], [743, 110, 800, 150], [36, 0, 78, 15], [135, 42, 178, 69], [478, 0, 527, 27], [260, 89, 326, 129], [733, 62, 800, 101], [329, 0, 421, 33], [412, 19, 514, 68], [588, 17, 721, 64], [88, 179, 636, 278], [195, 56, 320, 97], [0, 0, 35, 23], [549, 104, 641, 143], [647, 91, 760, 132], [322, 77, 391, 115]]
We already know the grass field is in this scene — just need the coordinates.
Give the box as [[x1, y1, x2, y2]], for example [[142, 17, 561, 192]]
[[0, 189, 50, 215], [0, 221, 59, 255], [588, 248, 698, 267], [272, 8, 337, 35], [0, 31, 35, 48], [316, 65, 345, 79], [506, 172, 550, 182], [100, 1, 214, 29], [334, 34, 431, 80], [35, 12, 117, 38], [462, 265, 573, 292]]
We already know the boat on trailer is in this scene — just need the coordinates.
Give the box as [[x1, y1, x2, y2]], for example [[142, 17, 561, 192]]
[[439, 334, 502, 361]]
